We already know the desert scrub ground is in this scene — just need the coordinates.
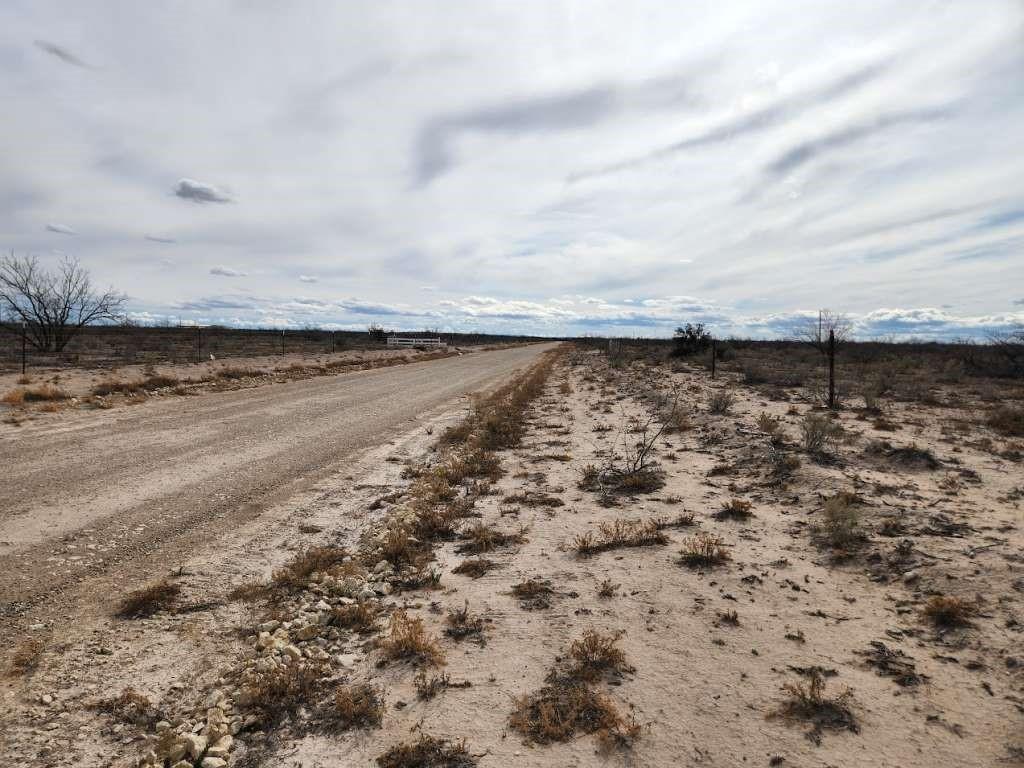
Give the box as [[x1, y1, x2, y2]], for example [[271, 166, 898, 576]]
[[2, 344, 1021, 767]]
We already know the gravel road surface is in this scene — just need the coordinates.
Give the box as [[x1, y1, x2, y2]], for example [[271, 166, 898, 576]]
[[0, 343, 555, 630]]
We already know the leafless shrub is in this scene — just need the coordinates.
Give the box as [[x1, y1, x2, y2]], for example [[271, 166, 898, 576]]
[[714, 498, 754, 521], [116, 579, 181, 618], [772, 671, 858, 745], [451, 557, 498, 579], [8, 637, 45, 676]]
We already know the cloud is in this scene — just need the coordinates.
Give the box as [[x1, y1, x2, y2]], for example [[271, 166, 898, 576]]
[[45, 222, 76, 235], [763, 105, 956, 180], [570, 58, 893, 181], [145, 234, 176, 244], [210, 266, 247, 277], [337, 298, 405, 315], [297, 275, 318, 283], [173, 178, 233, 204], [414, 70, 702, 183], [33, 40, 91, 68]]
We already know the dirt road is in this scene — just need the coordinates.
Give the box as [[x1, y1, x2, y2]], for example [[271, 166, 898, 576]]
[[0, 343, 556, 629]]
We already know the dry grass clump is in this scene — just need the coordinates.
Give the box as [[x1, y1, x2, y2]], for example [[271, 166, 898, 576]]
[[7, 636, 45, 676], [378, 610, 445, 667], [566, 630, 632, 682], [362, 525, 432, 570], [227, 580, 272, 602], [3, 384, 69, 404], [677, 533, 729, 569], [216, 365, 265, 380], [451, 557, 497, 579], [511, 578, 555, 610], [329, 683, 384, 730], [813, 492, 866, 552], [91, 687, 161, 726], [921, 595, 976, 628], [714, 498, 754, 521], [597, 578, 618, 598], [241, 660, 326, 726], [509, 631, 640, 751], [772, 671, 858, 745], [455, 522, 527, 555], [331, 601, 380, 634], [273, 545, 350, 589], [509, 682, 629, 747], [572, 518, 668, 557], [445, 602, 486, 644], [116, 579, 181, 618], [708, 389, 735, 415], [987, 405, 1024, 437], [375, 734, 476, 768], [801, 413, 843, 455]]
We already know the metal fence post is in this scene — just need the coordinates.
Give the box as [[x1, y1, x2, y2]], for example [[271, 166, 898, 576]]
[[828, 329, 836, 409]]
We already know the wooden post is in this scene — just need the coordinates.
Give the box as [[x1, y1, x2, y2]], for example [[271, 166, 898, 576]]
[[196, 326, 202, 363], [21, 321, 27, 375], [710, 338, 716, 379], [281, 330, 285, 355], [828, 329, 836, 409], [331, 331, 336, 353]]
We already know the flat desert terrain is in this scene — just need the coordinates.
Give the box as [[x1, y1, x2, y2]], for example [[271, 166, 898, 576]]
[[1, 344, 1021, 768]]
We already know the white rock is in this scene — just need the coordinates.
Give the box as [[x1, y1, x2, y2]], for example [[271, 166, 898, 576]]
[[206, 735, 233, 758], [184, 733, 207, 760], [282, 644, 302, 661], [201, 758, 227, 768]]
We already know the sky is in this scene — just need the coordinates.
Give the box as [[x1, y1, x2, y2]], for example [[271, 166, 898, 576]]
[[2, 0, 1023, 340]]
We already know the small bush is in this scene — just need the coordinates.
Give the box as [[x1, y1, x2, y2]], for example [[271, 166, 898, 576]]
[[3, 384, 69, 404], [714, 498, 754, 521], [814, 492, 865, 551], [241, 660, 326, 726], [330, 683, 384, 730], [773, 671, 858, 745], [454, 522, 527, 555], [273, 546, 350, 589], [800, 413, 843, 455], [375, 734, 476, 768], [708, 390, 735, 415], [116, 579, 181, 618], [921, 595, 975, 628], [567, 630, 631, 682], [452, 557, 497, 579], [331, 601, 380, 634], [511, 578, 555, 610], [678, 533, 729, 568], [445, 601, 486, 644], [987, 405, 1024, 437], [378, 610, 444, 667]]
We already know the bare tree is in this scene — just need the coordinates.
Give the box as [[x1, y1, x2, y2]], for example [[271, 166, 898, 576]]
[[791, 309, 853, 354], [0, 252, 126, 353]]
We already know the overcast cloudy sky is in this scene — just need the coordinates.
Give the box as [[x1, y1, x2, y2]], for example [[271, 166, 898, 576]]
[[2, 1, 1023, 339]]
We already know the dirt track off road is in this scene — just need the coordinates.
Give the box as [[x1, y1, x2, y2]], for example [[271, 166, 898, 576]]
[[0, 343, 556, 633]]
